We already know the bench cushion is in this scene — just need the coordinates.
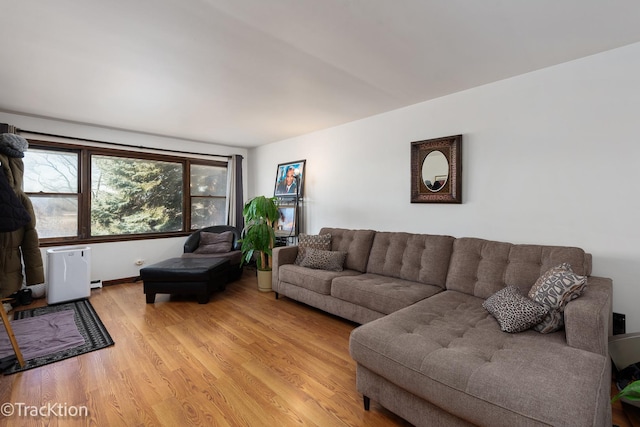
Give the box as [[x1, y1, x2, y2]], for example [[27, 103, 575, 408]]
[[332, 273, 442, 315], [140, 257, 229, 281], [279, 264, 360, 295]]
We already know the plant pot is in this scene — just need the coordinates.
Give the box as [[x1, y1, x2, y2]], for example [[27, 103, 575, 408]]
[[257, 269, 273, 292]]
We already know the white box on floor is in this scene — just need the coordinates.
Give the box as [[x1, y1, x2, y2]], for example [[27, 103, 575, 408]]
[[46, 246, 91, 304]]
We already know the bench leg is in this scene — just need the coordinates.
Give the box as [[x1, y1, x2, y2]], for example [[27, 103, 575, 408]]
[[146, 293, 155, 304]]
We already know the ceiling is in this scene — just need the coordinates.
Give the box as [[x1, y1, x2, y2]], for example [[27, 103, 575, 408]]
[[2, 1, 640, 148]]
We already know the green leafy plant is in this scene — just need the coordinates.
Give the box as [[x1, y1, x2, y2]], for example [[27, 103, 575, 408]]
[[612, 380, 640, 403], [240, 196, 279, 271]]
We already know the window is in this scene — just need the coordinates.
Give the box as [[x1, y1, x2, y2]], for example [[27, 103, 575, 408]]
[[23, 148, 80, 238], [190, 164, 228, 230], [23, 140, 228, 245], [91, 155, 184, 235]]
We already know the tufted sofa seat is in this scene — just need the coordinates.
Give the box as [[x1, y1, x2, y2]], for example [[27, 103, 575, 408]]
[[272, 228, 613, 426]]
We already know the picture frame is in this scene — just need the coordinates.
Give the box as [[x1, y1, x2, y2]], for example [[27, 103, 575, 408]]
[[275, 204, 297, 237], [274, 160, 305, 198], [411, 135, 462, 203]]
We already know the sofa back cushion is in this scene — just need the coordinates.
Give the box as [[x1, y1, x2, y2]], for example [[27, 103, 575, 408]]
[[366, 232, 455, 287], [319, 228, 375, 273], [446, 237, 591, 299]]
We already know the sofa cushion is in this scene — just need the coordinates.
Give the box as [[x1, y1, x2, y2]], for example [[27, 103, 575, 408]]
[[194, 231, 233, 254], [366, 232, 454, 287], [445, 237, 589, 299], [299, 248, 347, 271], [349, 290, 609, 426], [278, 264, 360, 295], [294, 233, 332, 265], [529, 263, 587, 333], [320, 228, 375, 273], [332, 273, 442, 315], [483, 286, 547, 333]]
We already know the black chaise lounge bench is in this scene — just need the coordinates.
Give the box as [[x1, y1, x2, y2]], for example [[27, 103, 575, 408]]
[[141, 257, 230, 304]]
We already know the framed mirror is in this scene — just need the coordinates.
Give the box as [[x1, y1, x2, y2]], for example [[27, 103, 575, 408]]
[[411, 135, 462, 203]]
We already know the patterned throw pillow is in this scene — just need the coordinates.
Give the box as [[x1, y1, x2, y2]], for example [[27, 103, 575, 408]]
[[299, 248, 347, 272], [194, 231, 234, 254], [483, 286, 548, 333], [528, 263, 587, 333], [294, 233, 332, 265]]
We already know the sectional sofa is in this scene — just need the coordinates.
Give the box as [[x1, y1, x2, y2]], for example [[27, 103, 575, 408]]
[[272, 227, 613, 426]]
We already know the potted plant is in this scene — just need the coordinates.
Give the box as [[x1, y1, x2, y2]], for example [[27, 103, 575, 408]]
[[240, 195, 279, 292], [612, 379, 640, 405]]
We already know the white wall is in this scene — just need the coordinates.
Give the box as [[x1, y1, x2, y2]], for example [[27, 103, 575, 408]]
[[251, 42, 640, 332], [0, 112, 248, 283]]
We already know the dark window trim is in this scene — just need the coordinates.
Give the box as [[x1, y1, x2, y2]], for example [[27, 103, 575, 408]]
[[25, 139, 227, 247]]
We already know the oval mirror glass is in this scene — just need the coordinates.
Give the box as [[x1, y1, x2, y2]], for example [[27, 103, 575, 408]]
[[421, 150, 448, 192]]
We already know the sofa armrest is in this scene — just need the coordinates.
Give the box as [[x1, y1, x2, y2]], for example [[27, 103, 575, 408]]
[[564, 275, 612, 357], [272, 246, 298, 287], [183, 233, 200, 253]]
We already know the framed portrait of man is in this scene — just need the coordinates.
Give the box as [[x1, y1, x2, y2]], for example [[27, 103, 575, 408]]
[[274, 160, 305, 198]]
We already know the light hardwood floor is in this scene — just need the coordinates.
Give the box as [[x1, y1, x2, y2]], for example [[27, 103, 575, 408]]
[[0, 270, 411, 426], [0, 269, 632, 426]]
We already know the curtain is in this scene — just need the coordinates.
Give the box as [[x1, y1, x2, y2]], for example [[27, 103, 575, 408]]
[[226, 154, 244, 229]]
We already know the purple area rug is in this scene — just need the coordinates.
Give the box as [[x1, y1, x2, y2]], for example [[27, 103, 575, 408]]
[[0, 299, 114, 374], [0, 309, 85, 360]]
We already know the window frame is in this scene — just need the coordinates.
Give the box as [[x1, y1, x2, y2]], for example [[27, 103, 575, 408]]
[[25, 139, 228, 247]]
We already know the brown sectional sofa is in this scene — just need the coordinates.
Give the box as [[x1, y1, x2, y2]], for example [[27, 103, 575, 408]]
[[272, 227, 613, 426]]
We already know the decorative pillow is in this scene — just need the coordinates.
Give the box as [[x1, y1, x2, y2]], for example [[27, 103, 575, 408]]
[[528, 263, 587, 333], [483, 286, 548, 333], [299, 248, 347, 272], [294, 233, 332, 265], [194, 231, 234, 254]]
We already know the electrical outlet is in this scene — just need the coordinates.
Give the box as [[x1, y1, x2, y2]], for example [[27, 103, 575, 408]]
[[135, 259, 145, 266], [613, 312, 626, 335]]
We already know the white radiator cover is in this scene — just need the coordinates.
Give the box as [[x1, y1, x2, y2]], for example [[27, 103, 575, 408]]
[[46, 247, 91, 304]]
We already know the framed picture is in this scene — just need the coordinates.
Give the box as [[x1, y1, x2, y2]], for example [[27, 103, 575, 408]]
[[274, 160, 305, 197], [275, 205, 297, 236], [411, 135, 462, 203]]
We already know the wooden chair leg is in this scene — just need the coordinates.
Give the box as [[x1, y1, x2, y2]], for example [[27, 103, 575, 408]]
[[0, 298, 25, 367]]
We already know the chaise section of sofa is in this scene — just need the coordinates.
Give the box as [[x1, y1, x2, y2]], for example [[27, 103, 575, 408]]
[[350, 287, 611, 426]]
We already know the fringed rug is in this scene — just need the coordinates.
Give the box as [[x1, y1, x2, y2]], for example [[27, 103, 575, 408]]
[[0, 299, 114, 374]]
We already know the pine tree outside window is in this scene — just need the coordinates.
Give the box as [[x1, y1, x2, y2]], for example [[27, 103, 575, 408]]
[[91, 155, 183, 236], [23, 141, 228, 245]]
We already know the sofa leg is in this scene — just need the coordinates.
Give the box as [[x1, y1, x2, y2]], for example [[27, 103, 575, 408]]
[[275, 292, 279, 299], [363, 396, 370, 411]]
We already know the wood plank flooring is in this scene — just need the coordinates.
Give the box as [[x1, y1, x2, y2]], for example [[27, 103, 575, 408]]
[[0, 269, 632, 426], [0, 270, 410, 426]]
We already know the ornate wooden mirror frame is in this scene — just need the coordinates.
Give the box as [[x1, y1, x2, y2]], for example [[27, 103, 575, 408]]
[[411, 135, 462, 203]]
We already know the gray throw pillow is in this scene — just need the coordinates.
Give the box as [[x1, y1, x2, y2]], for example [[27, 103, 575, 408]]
[[528, 263, 587, 333], [294, 233, 332, 265], [483, 286, 548, 333], [194, 231, 234, 254], [299, 248, 347, 272]]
